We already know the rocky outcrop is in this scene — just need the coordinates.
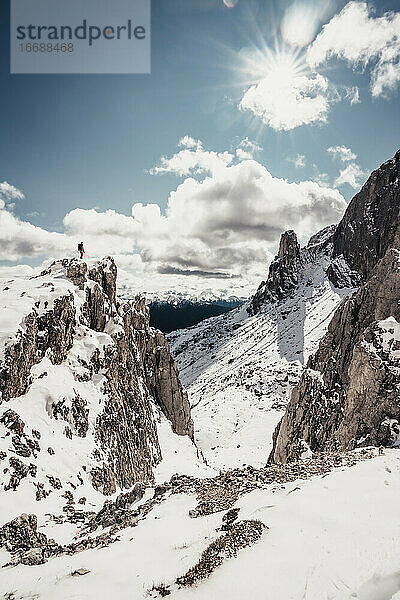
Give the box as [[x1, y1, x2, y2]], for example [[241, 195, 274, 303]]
[[248, 225, 339, 315], [0, 294, 76, 403], [270, 149, 400, 463], [128, 297, 193, 439], [138, 299, 193, 438], [93, 300, 161, 494], [329, 149, 400, 284], [0, 256, 193, 500], [248, 230, 302, 314]]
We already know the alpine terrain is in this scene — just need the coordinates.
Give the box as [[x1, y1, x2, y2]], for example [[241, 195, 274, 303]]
[[0, 150, 400, 600]]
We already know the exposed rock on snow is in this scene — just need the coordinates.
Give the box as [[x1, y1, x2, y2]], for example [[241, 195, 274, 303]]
[[0, 257, 193, 519], [271, 150, 400, 463], [0, 447, 375, 571], [330, 149, 400, 283], [168, 448, 375, 518], [174, 519, 266, 588]]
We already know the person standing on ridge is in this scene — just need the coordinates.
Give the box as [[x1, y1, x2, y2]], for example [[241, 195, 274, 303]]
[[78, 241, 85, 260]]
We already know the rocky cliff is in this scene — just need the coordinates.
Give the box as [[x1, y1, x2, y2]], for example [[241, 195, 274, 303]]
[[0, 257, 192, 508], [270, 149, 400, 463], [329, 149, 400, 284]]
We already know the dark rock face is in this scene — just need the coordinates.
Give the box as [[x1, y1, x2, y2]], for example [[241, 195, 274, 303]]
[[0, 294, 75, 403], [270, 149, 400, 463], [248, 230, 301, 315], [138, 304, 193, 438], [130, 297, 193, 438], [144, 328, 193, 438], [330, 150, 400, 283], [0, 513, 47, 553], [93, 303, 162, 494], [88, 257, 117, 305]]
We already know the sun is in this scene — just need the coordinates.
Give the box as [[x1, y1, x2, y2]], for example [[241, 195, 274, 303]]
[[237, 44, 308, 90], [261, 51, 304, 90], [237, 44, 329, 132]]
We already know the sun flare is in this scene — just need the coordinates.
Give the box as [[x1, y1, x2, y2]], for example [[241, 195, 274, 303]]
[[238, 45, 329, 131]]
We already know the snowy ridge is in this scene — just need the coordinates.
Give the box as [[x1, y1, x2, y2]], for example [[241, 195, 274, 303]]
[[169, 247, 353, 470], [0, 259, 205, 541]]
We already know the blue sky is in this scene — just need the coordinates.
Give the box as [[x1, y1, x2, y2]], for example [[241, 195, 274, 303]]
[[0, 0, 399, 296]]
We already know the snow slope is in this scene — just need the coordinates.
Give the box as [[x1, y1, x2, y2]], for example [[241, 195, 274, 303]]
[[169, 249, 353, 470], [2, 448, 399, 600]]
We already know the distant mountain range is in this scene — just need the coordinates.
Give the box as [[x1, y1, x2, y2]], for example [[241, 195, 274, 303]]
[[148, 298, 243, 333]]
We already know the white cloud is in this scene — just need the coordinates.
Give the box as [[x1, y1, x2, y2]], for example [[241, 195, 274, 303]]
[[327, 145, 357, 162], [129, 142, 346, 274], [287, 154, 306, 169], [345, 86, 360, 105], [236, 138, 262, 160], [0, 182, 24, 211], [178, 135, 199, 149], [240, 69, 330, 131], [307, 1, 400, 98], [311, 164, 331, 187], [335, 163, 366, 189], [281, 2, 320, 47], [0, 210, 69, 261], [67, 157, 345, 276], [1, 140, 347, 297], [150, 138, 234, 177]]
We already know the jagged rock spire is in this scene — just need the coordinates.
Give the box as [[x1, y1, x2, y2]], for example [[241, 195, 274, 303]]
[[277, 230, 300, 260], [248, 230, 301, 315]]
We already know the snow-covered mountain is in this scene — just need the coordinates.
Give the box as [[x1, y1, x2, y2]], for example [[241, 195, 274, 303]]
[[168, 226, 353, 470], [117, 270, 250, 304], [271, 148, 400, 463], [1, 151, 400, 600]]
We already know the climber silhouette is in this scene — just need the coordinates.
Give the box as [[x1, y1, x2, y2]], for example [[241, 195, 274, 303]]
[[78, 241, 85, 259]]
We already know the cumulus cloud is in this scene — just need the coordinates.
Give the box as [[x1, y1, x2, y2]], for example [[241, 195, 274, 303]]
[[179, 136, 199, 149], [0, 181, 25, 211], [150, 137, 233, 177], [236, 138, 262, 160], [240, 70, 330, 131], [335, 163, 366, 189], [0, 210, 69, 261], [130, 143, 346, 274], [1, 140, 347, 295], [287, 154, 307, 168], [327, 145, 357, 162], [307, 1, 400, 97]]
